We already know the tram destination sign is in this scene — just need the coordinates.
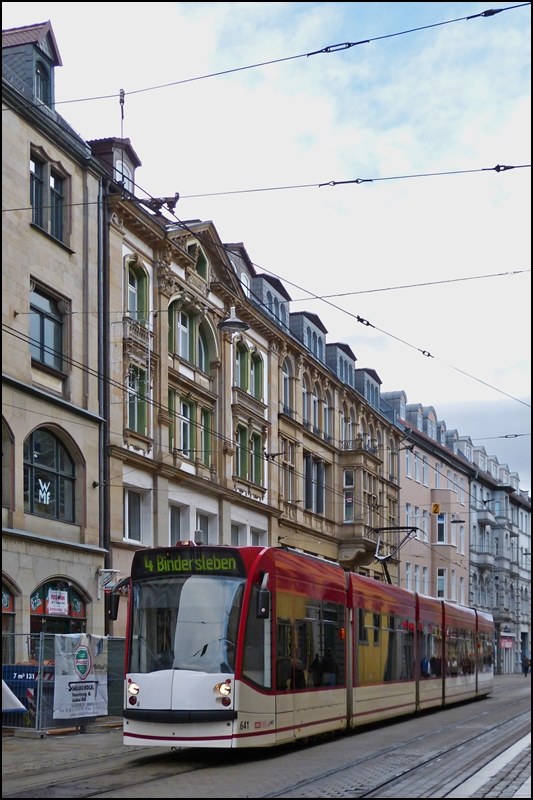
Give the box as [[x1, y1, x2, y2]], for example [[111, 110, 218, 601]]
[[132, 548, 246, 579]]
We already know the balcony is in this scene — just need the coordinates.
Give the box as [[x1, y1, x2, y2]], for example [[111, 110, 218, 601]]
[[281, 405, 294, 418], [470, 550, 494, 569], [475, 506, 496, 525]]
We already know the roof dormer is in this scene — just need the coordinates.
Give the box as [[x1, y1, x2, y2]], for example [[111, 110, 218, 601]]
[[2, 21, 62, 108]]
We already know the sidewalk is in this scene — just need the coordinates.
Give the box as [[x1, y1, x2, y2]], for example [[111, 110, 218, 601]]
[[447, 733, 531, 798]]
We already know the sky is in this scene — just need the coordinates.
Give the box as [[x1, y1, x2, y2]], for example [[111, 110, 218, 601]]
[[2, 2, 531, 490]]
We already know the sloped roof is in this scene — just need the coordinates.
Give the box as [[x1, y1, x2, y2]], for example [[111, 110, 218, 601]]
[[2, 21, 62, 66]]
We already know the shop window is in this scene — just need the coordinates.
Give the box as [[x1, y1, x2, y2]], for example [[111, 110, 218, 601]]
[[29, 581, 86, 639], [23, 428, 75, 521]]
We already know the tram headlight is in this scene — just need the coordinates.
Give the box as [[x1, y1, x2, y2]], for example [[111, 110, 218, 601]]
[[215, 680, 232, 697], [128, 682, 140, 696]]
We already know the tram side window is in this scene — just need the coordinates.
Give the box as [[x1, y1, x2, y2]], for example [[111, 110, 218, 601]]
[[357, 612, 415, 685], [419, 621, 443, 677], [446, 626, 460, 675], [242, 584, 271, 690], [477, 631, 493, 673], [275, 593, 345, 690]]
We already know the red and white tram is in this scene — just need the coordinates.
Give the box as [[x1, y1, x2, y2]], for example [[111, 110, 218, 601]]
[[113, 544, 494, 749]]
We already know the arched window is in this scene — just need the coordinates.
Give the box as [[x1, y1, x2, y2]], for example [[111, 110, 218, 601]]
[[302, 376, 311, 425], [235, 341, 248, 390], [30, 580, 87, 637], [266, 292, 273, 313], [127, 260, 148, 324], [250, 351, 263, 399], [280, 304, 287, 330], [23, 429, 75, 521], [241, 273, 251, 297], [197, 325, 208, 373], [388, 438, 396, 480], [323, 392, 332, 440], [274, 297, 279, 319], [115, 159, 134, 192], [282, 358, 292, 414], [312, 385, 319, 430]]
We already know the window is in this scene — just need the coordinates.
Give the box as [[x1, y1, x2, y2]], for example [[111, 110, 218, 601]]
[[124, 489, 142, 541], [282, 358, 293, 414], [414, 564, 420, 593], [199, 408, 211, 466], [35, 61, 51, 106], [414, 506, 420, 536], [414, 452, 421, 482], [422, 509, 429, 542], [405, 562, 412, 591], [435, 463, 441, 488], [127, 365, 148, 435], [422, 456, 428, 486], [235, 341, 248, 390], [250, 433, 263, 486], [405, 503, 411, 528], [437, 568, 446, 598], [29, 154, 68, 243], [304, 454, 326, 514], [323, 392, 332, 441], [406, 448, 412, 478], [422, 566, 429, 595], [280, 438, 295, 503], [437, 514, 446, 543], [30, 287, 64, 371], [343, 469, 354, 521], [24, 429, 75, 521], [49, 172, 64, 241], [180, 400, 192, 459], [196, 513, 210, 544], [312, 386, 319, 432], [127, 261, 148, 324], [30, 157, 44, 227], [236, 426, 248, 478], [451, 570, 457, 601], [250, 352, 263, 399], [115, 159, 134, 192], [170, 505, 181, 546], [302, 377, 311, 426]]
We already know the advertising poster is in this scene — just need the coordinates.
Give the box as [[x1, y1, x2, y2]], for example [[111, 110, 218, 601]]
[[53, 634, 108, 719]]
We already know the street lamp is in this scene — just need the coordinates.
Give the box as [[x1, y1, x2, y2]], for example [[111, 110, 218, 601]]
[[217, 307, 249, 333]]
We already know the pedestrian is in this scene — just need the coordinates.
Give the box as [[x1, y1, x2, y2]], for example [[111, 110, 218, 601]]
[[523, 655, 530, 677]]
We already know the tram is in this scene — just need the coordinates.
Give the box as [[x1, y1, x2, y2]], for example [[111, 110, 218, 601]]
[[111, 544, 494, 749]]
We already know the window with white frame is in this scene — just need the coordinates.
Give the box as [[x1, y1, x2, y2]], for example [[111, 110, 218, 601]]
[[414, 452, 421, 482], [451, 569, 457, 601], [406, 448, 412, 478], [180, 400, 192, 459], [414, 506, 420, 537], [422, 509, 429, 542], [435, 463, 441, 488], [405, 562, 412, 591], [282, 358, 293, 414], [405, 502, 411, 529], [459, 525, 465, 555], [447, 469, 453, 489], [450, 520, 457, 547], [422, 566, 429, 595], [323, 392, 332, 441], [414, 563, 420, 593], [437, 568, 446, 598], [343, 469, 354, 521], [460, 477, 465, 504], [422, 456, 428, 486], [251, 528, 267, 547], [459, 576, 465, 605]]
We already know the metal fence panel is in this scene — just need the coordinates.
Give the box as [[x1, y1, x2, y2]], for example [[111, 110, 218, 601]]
[[2, 633, 125, 730]]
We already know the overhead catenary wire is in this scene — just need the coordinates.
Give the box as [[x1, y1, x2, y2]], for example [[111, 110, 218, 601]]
[[3, 4, 529, 114]]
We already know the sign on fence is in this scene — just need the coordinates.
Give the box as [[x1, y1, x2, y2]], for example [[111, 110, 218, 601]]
[[53, 633, 108, 719]]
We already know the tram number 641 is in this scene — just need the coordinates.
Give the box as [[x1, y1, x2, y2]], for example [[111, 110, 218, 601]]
[[239, 720, 250, 731]]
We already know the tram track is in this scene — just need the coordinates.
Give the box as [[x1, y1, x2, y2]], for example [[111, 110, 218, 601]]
[[2, 684, 530, 798]]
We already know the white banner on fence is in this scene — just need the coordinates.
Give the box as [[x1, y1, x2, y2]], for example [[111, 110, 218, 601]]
[[53, 634, 108, 719]]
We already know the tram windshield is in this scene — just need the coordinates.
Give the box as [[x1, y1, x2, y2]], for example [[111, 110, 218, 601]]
[[129, 575, 245, 675]]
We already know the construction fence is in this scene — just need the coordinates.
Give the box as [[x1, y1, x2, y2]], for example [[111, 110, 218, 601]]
[[2, 632, 125, 731]]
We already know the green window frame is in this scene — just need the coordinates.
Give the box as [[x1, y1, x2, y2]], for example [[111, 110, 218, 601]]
[[128, 365, 147, 434]]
